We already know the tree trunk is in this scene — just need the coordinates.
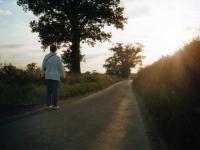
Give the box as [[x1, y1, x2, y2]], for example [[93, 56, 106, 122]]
[[121, 65, 130, 78], [70, 31, 81, 74]]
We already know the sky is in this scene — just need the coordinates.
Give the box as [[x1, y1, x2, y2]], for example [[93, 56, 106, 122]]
[[0, 0, 200, 73]]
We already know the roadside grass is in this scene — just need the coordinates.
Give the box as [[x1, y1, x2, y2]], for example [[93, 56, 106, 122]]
[[0, 64, 119, 108], [30, 76, 116, 105], [133, 38, 200, 150]]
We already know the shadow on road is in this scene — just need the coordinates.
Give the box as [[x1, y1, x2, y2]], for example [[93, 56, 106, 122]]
[[0, 82, 124, 150]]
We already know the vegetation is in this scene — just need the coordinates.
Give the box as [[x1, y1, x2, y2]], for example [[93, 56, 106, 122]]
[[104, 43, 144, 78], [133, 38, 200, 150], [17, 0, 127, 73], [0, 63, 118, 108]]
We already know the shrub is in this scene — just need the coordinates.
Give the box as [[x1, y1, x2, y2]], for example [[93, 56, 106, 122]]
[[0, 64, 34, 106], [0, 64, 118, 108], [133, 38, 200, 150]]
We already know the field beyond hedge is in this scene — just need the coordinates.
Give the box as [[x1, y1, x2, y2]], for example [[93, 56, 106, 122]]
[[133, 38, 200, 150], [0, 64, 119, 108]]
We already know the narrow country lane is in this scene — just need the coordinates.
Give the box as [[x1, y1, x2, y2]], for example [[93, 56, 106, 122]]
[[0, 80, 151, 150]]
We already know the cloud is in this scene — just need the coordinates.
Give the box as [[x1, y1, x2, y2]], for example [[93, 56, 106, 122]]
[[128, 6, 151, 18], [85, 53, 110, 61], [0, 44, 23, 49], [182, 26, 200, 34], [0, 0, 16, 4], [0, 9, 12, 16]]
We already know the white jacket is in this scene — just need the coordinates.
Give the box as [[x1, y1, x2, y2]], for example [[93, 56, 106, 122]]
[[42, 52, 65, 81]]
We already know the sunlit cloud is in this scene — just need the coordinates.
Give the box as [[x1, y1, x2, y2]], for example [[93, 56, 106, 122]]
[[0, 9, 12, 16], [0, 43, 23, 49], [128, 6, 151, 18], [85, 53, 110, 61]]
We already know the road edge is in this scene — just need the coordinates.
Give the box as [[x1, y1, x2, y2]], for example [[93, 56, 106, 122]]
[[132, 88, 169, 150], [0, 81, 123, 126]]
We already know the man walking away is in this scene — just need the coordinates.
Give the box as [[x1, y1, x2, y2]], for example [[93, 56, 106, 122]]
[[42, 45, 65, 109]]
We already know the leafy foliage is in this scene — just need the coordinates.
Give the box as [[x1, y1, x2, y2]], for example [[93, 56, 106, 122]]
[[17, 0, 127, 73], [0, 63, 118, 107], [0, 64, 35, 106], [26, 63, 41, 78], [104, 43, 144, 78], [61, 47, 85, 71], [133, 38, 200, 150]]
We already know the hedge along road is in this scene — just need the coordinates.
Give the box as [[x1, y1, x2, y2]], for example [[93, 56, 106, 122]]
[[0, 80, 151, 150]]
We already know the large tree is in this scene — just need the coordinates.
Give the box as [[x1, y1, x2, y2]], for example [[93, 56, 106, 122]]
[[104, 43, 144, 78], [17, 0, 127, 74]]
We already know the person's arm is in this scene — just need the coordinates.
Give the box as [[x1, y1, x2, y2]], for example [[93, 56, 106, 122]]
[[41, 57, 46, 77], [58, 57, 65, 78]]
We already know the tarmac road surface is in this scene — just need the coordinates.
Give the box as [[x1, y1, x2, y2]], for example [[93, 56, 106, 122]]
[[0, 80, 151, 150]]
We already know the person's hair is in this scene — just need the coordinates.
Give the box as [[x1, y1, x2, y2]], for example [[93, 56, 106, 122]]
[[50, 44, 57, 52]]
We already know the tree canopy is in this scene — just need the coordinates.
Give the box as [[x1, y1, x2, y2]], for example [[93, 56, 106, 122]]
[[17, 0, 127, 73], [104, 43, 144, 78]]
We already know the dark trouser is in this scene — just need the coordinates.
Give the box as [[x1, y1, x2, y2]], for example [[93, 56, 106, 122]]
[[45, 79, 59, 106]]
